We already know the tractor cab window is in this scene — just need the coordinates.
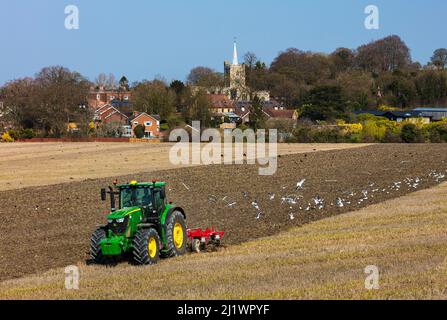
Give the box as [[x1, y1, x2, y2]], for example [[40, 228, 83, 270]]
[[120, 187, 152, 208], [153, 188, 165, 212]]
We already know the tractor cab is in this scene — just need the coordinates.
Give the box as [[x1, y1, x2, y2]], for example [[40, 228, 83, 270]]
[[101, 180, 167, 220]]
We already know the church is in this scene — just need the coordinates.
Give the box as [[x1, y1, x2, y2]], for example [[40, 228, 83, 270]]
[[212, 41, 270, 102]]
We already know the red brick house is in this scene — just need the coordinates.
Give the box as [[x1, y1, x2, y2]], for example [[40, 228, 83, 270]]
[[130, 112, 161, 138], [88, 87, 132, 109], [94, 104, 129, 126]]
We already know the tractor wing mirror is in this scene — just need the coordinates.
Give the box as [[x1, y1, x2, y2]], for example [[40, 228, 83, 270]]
[[100, 188, 107, 201]]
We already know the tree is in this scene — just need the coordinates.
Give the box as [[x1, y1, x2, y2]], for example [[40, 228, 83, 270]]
[[355, 35, 412, 73], [3, 66, 90, 136], [377, 70, 417, 108], [95, 73, 117, 89], [34, 66, 91, 136], [431, 48, 447, 70], [249, 95, 266, 130], [182, 89, 212, 127], [400, 123, 423, 143], [170, 80, 185, 95], [270, 48, 333, 85], [301, 85, 347, 121], [94, 73, 107, 88], [415, 70, 447, 105], [336, 70, 374, 110], [105, 73, 117, 90], [331, 48, 355, 73], [119, 76, 129, 91], [134, 124, 145, 139], [132, 80, 176, 119], [244, 52, 258, 70], [187, 67, 223, 89]]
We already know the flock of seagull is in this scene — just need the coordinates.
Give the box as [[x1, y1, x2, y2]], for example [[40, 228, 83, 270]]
[[206, 168, 447, 221]]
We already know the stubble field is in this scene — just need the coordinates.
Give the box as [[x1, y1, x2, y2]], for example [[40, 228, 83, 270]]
[[0, 143, 446, 287]]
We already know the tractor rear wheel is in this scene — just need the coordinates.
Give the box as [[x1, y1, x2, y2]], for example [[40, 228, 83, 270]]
[[133, 228, 161, 265], [90, 228, 107, 264], [163, 210, 187, 257]]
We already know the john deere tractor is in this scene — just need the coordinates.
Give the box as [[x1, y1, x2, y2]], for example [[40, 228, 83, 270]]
[[90, 180, 187, 265]]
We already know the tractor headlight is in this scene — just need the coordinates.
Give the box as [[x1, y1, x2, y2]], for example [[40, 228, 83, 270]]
[[107, 216, 129, 235]]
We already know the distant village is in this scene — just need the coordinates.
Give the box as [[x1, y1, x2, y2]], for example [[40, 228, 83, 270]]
[[1, 36, 447, 143], [87, 42, 299, 141]]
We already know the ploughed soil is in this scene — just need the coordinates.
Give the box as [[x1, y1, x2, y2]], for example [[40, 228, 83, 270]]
[[1, 144, 447, 282]]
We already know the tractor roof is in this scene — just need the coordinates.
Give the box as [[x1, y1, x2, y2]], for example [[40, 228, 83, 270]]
[[117, 181, 166, 188]]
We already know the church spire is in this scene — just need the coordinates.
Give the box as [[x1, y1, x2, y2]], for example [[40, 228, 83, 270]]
[[232, 39, 239, 65]]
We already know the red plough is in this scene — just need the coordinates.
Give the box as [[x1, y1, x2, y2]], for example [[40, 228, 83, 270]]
[[187, 227, 225, 253]]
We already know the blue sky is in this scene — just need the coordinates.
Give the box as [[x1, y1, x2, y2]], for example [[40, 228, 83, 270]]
[[0, 0, 445, 85]]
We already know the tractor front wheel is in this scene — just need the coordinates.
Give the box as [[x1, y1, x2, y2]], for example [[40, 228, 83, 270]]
[[90, 228, 107, 264], [133, 228, 161, 265], [164, 211, 187, 257]]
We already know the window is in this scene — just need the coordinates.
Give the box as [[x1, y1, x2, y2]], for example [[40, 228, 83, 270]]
[[144, 121, 152, 126], [133, 122, 139, 126], [124, 96, 129, 101], [96, 94, 100, 100], [120, 187, 152, 208]]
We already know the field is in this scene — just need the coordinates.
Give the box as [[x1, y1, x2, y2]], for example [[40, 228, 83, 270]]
[[0, 143, 447, 299], [0, 142, 368, 191], [1, 182, 446, 299]]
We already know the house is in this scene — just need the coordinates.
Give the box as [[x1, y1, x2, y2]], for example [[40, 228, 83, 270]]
[[94, 104, 129, 127], [263, 109, 299, 120], [209, 94, 236, 115], [262, 109, 299, 131], [130, 112, 161, 139], [413, 108, 447, 122], [88, 87, 132, 109], [232, 99, 284, 124], [234, 105, 250, 124], [236, 99, 284, 111]]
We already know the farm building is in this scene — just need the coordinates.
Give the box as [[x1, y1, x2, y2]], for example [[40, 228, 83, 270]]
[[413, 108, 447, 121], [356, 110, 431, 123]]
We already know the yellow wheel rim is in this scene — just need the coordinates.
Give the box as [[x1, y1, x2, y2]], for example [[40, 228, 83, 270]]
[[148, 237, 157, 258], [173, 223, 184, 249]]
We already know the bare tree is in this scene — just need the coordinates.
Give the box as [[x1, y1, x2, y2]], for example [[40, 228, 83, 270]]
[[94, 73, 107, 87], [186, 67, 223, 88], [244, 52, 258, 70], [355, 35, 411, 73]]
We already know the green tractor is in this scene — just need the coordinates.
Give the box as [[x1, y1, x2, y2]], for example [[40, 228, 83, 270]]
[[90, 180, 187, 265]]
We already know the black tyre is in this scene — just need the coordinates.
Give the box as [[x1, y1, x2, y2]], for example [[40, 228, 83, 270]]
[[90, 228, 107, 264], [164, 210, 187, 257], [133, 228, 161, 265]]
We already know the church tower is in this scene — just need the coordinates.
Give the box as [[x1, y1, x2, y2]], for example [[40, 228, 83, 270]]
[[224, 40, 247, 100]]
